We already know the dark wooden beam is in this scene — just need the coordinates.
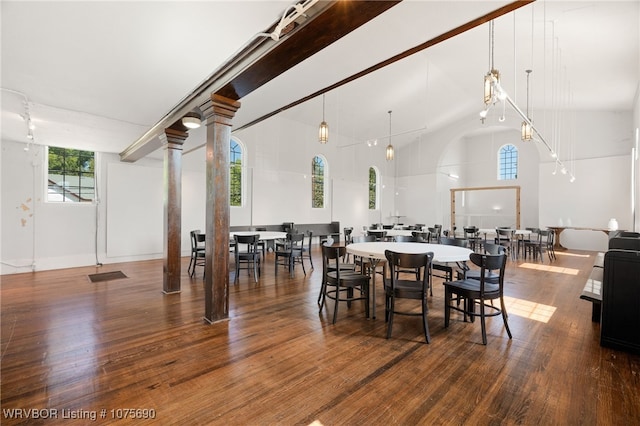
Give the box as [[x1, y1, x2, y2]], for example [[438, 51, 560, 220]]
[[234, 0, 535, 132], [216, 1, 401, 101]]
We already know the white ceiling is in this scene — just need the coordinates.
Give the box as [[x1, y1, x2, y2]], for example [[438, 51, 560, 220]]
[[2, 1, 638, 158]]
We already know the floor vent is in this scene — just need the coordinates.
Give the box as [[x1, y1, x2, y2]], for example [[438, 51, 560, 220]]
[[88, 271, 128, 283]]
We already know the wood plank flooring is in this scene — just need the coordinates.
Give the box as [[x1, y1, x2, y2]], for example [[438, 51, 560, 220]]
[[1, 246, 639, 425]]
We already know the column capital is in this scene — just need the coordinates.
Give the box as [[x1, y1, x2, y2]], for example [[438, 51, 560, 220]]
[[159, 128, 189, 147], [201, 94, 241, 127]]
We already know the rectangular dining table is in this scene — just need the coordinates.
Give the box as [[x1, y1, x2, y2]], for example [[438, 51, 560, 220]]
[[346, 242, 473, 319]]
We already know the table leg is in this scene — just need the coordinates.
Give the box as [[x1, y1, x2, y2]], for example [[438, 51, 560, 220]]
[[368, 257, 379, 319]]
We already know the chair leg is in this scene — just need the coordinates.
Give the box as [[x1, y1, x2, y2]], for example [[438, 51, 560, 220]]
[[480, 301, 487, 345], [386, 295, 395, 339], [332, 287, 340, 324], [500, 296, 513, 339], [422, 296, 430, 343], [444, 289, 451, 328]]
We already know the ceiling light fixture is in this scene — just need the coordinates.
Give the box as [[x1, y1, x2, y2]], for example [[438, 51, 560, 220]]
[[386, 110, 394, 161], [484, 20, 500, 105], [521, 69, 533, 141], [318, 94, 328, 144], [182, 112, 201, 129]]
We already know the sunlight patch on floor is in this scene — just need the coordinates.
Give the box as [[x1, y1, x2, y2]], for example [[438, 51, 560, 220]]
[[518, 262, 580, 275], [503, 295, 557, 323], [555, 251, 593, 258]]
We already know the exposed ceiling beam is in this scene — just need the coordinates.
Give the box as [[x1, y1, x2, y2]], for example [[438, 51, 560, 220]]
[[234, 0, 535, 133], [120, 0, 401, 162]]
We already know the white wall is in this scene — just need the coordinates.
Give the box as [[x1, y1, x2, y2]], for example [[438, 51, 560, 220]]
[[1, 105, 635, 274]]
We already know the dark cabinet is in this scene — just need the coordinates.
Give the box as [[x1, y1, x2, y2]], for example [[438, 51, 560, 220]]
[[600, 250, 640, 354]]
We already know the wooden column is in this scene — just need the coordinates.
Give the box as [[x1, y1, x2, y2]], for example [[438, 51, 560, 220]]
[[160, 128, 187, 294], [201, 94, 240, 323]]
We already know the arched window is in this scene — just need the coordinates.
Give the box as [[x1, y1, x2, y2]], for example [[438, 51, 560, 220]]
[[498, 144, 518, 180], [230, 138, 243, 206], [369, 166, 379, 210], [311, 155, 325, 208]]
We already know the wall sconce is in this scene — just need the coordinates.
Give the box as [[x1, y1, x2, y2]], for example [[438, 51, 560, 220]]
[[182, 112, 201, 129]]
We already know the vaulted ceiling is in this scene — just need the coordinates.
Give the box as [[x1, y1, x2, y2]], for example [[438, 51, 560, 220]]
[[2, 1, 638, 159]]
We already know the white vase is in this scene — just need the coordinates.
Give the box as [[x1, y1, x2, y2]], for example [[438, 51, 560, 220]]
[[607, 218, 619, 231]]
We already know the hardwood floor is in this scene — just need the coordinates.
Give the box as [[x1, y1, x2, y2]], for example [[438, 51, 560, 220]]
[[2, 246, 639, 425]]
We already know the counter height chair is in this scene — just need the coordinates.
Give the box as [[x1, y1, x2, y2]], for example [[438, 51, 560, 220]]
[[384, 250, 435, 343], [321, 243, 370, 324], [443, 252, 512, 345], [233, 234, 261, 283], [188, 230, 206, 278], [275, 233, 305, 277]]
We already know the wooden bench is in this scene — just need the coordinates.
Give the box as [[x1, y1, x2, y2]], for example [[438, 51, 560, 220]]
[[580, 253, 603, 322]]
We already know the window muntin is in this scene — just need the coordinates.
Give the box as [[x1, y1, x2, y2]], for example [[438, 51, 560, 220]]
[[369, 166, 378, 209], [312, 155, 325, 208], [498, 144, 518, 180], [230, 139, 242, 207], [47, 147, 95, 202]]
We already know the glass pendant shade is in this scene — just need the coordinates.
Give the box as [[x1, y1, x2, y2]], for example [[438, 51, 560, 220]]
[[521, 121, 532, 141], [318, 121, 328, 144], [386, 144, 394, 161], [484, 69, 500, 105]]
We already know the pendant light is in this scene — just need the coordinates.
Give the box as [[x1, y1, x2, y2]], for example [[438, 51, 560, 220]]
[[318, 94, 328, 144], [483, 20, 500, 105], [386, 110, 394, 161], [521, 69, 533, 141]]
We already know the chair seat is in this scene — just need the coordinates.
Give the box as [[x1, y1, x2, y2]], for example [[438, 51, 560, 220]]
[[444, 278, 499, 296]]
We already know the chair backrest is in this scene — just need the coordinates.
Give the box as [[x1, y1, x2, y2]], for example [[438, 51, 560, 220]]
[[304, 230, 314, 250], [254, 226, 267, 232], [496, 228, 513, 239], [440, 237, 469, 248], [352, 235, 376, 243], [343, 227, 353, 244], [190, 230, 199, 250], [469, 252, 507, 294], [384, 250, 434, 290], [367, 230, 387, 241], [321, 244, 348, 281], [289, 233, 305, 248], [234, 234, 259, 254], [463, 226, 478, 238], [411, 231, 430, 243], [394, 235, 417, 242], [483, 243, 506, 255]]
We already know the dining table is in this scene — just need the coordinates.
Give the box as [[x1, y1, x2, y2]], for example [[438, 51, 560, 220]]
[[346, 241, 473, 319]]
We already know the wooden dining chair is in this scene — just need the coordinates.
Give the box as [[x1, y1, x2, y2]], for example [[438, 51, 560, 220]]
[[275, 233, 305, 277], [443, 252, 512, 345], [321, 243, 370, 324], [233, 234, 261, 283], [384, 250, 434, 343], [188, 230, 205, 278]]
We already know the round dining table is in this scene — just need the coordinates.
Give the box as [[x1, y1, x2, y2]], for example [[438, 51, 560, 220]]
[[346, 242, 473, 319], [230, 231, 287, 240]]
